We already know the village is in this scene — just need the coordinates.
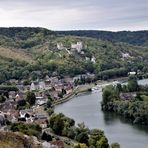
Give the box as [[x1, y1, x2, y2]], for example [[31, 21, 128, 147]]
[[0, 70, 139, 128], [0, 69, 99, 148], [0, 71, 96, 127]]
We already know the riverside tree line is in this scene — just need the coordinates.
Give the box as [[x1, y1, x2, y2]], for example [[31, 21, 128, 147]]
[[102, 75, 148, 125]]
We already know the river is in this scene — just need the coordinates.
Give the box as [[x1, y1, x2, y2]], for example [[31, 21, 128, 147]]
[[55, 79, 148, 148]]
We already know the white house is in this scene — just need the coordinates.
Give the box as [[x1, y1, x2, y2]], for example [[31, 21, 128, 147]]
[[19, 109, 35, 122]]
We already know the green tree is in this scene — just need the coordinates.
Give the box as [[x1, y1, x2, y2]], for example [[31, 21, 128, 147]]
[[102, 85, 116, 104], [116, 83, 122, 93], [41, 131, 52, 142], [11, 122, 42, 138], [111, 143, 120, 148], [47, 108, 54, 116], [47, 100, 52, 108], [96, 136, 109, 148], [26, 91, 36, 106], [0, 95, 6, 103], [49, 113, 75, 136], [49, 113, 65, 135], [67, 127, 76, 139], [89, 129, 105, 147], [17, 99, 27, 110], [128, 75, 139, 92], [73, 144, 88, 148], [75, 132, 89, 145]]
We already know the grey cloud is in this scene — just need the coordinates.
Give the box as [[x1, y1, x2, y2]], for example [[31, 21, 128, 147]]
[[0, 0, 147, 31]]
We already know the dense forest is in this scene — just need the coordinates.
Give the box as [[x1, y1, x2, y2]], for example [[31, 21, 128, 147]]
[[0, 27, 55, 48], [57, 30, 148, 46], [0, 27, 147, 83]]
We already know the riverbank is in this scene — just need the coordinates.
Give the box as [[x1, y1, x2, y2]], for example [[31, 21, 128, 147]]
[[101, 78, 148, 125], [53, 77, 128, 106], [53, 84, 94, 105], [54, 78, 148, 148]]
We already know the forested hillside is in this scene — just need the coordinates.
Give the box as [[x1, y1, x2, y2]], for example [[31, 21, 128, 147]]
[[0, 27, 147, 83], [57, 30, 148, 46], [0, 27, 55, 48]]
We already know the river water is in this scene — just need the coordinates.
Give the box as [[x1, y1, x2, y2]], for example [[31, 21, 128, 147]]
[[55, 79, 148, 148]]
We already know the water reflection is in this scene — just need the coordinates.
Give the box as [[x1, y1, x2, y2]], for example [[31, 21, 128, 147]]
[[103, 110, 148, 134], [103, 112, 120, 125], [55, 79, 148, 148]]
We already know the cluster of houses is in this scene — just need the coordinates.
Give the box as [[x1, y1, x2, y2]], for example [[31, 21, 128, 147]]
[[1, 77, 58, 127], [0, 73, 96, 129], [30, 76, 73, 100], [19, 108, 48, 128], [0, 98, 48, 128]]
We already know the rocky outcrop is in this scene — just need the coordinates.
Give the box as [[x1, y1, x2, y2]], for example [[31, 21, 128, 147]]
[[0, 131, 42, 148]]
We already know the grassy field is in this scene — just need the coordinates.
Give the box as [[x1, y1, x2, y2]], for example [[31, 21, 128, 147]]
[[0, 46, 34, 63]]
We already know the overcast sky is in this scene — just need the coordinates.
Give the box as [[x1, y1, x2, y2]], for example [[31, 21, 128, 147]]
[[0, 0, 148, 31]]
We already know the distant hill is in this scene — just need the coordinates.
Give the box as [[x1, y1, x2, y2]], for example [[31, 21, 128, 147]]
[[0, 27, 56, 48], [56, 30, 148, 46], [0, 27, 147, 83]]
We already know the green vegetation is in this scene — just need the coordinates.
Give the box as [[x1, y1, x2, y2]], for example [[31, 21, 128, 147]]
[[0, 85, 18, 91], [0, 27, 55, 48], [127, 75, 139, 92], [16, 99, 29, 110], [10, 122, 42, 138], [26, 91, 36, 106], [0, 27, 147, 83], [0, 85, 18, 103], [97, 68, 128, 80], [57, 30, 148, 46], [49, 113, 110, 147], [41, 131, 52, 142], [73, 144, 88, 148], [49, 113, 75, 135], [47, 108, 54, 116], [111, 143, 120, 148], [0, 95, 6, 103], [102, 76, 148, 125]]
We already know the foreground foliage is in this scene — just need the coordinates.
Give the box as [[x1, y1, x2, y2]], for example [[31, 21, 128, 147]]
[[10, 122, 42, 138], [49, 113, 110, 147]]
